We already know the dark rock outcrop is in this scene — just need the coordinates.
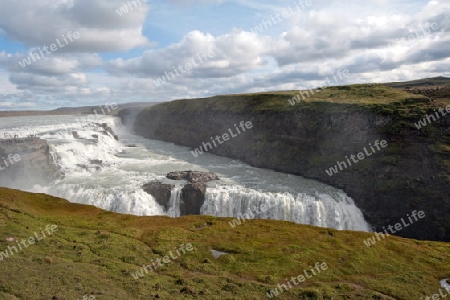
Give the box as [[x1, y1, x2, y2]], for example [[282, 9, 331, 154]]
[[180, 183, 207, 215], [72, 131, 81, 139], [142, 181, 174, 211], [142, 171, 219, 215], [0, 138, 59, 189], [166, 171, 219, 184], [167, 171, 219, 215], [98, 123, 119, 141]]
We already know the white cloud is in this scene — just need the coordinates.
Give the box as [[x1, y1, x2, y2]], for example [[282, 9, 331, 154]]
[[0, 0, 151, 52], [106, 29, 269, 80], [0, 0, 448, 108]]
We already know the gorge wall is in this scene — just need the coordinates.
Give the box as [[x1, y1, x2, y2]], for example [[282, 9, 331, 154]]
[[0, 138, 59, 189], [119, 87, 450, 241]]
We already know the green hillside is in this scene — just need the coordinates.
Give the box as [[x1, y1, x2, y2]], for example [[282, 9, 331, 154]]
[[3, 79, 447, 119], [0, 188, 449, 299], [384, 76, 450, 89], [144, 84, 444, 117]]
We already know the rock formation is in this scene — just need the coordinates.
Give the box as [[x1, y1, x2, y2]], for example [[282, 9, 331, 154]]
[[166, 171, 219, 183], [99, 123, 119, 140], [142, 181, 174, 211], [142, 171, 219, 215], [0, 138, 59, 189]]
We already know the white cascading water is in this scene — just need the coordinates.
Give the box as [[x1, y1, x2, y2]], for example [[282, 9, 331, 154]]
[[167, 187, 182, 218], [49, 183, 165, 216], [0, 115, 371, 232], [200, 186, 369, 231]]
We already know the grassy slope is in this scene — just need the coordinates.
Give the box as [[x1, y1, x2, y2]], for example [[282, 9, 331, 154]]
[[144, 84, 444, 118], [0, 188, 449, 299], [0, 103, 158, 118], [384, 76, 450, 88]]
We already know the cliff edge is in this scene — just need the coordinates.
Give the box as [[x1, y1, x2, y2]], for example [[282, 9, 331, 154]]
[[0, 138, 59, 189]]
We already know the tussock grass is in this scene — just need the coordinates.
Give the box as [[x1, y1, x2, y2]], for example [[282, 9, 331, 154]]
[[0, 188, 449, 299], [147, 84, 439, 116]]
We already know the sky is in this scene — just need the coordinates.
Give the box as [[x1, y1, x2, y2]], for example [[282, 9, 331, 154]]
[[0, 0, 449, 110]]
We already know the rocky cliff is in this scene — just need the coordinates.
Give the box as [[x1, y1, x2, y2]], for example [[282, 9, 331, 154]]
[[0, 138, 59, 189], [119, 84, 450, 241], [143, 171, 220, 216]]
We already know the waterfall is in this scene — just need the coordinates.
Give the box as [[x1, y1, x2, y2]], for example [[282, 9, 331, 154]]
[[200, 185, 370, 231], [0, 115, 372, 233], [167, 187, 182, 218], [48, 183, 165, 216]]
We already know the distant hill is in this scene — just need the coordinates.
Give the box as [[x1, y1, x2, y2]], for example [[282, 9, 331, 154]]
[[0, 102, 159, 118], [384, 76, 450, 89], [2, 77, 449, 118]]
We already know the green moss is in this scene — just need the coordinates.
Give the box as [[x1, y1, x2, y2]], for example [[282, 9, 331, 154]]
[[146, 85, 433, 117], [0, 188, 449, 299], [379, 156, 397, 166]]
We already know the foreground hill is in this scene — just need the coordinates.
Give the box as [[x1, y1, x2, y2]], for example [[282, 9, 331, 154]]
[[0, 188, 449, 299], [119, 82, 450, 242]]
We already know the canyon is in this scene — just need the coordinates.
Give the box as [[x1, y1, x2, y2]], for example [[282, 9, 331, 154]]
[[119, 83, 450, 241]]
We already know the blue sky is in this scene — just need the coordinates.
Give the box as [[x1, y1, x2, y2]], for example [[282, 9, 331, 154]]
[[0, 0, 448, 110]]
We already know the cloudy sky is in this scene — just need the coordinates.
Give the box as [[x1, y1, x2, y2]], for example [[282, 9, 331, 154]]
[[0, 0, 448, 110]]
